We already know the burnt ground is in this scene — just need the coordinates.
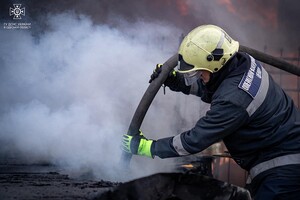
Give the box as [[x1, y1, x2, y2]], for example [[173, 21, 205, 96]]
[[0, 155, 251, 200], [0, 157, 119, 200]]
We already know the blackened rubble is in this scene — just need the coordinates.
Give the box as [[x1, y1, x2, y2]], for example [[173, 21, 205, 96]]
[[0, 155, 251, 200], [0, 162, 119, 200], [97, 173, 251, 200]]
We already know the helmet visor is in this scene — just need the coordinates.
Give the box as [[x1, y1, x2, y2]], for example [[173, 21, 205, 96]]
[[178, 54, 195, 72], [183, 70, 202, 86]]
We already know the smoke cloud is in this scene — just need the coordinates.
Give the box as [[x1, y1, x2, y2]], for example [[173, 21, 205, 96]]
[[0, 0, 299, 182], [0, 12, 197, 181]]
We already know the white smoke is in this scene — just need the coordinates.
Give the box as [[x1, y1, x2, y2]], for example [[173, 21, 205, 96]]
[[0, 12, 208, 181]]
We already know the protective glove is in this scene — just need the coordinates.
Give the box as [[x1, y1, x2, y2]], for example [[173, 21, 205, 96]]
[[122, 130, 154, 158], [149, 64, 177, 84]]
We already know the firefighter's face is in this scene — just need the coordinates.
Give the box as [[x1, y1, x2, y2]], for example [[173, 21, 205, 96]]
[[183, 70, 201, 86], [183, 70, 211, 86], [200, 70, 211, 84]]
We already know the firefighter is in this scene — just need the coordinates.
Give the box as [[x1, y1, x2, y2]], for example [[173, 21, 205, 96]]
[[122, 25, 300, 199]]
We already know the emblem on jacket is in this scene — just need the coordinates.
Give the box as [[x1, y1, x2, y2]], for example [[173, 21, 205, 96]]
[[238, 56, 262, 98]]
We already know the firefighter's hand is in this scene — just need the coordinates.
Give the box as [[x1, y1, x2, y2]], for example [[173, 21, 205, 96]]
[[149, 64, 176, 83], [122, 130, 154, 158]]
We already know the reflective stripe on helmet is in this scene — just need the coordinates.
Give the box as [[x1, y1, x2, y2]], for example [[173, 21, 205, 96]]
[[207, 31, 225, 62], [216, 31, 225, 48]]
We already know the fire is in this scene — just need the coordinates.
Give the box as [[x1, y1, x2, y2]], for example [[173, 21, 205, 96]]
[[218, 0, 237, 15], [181, 164, 194, 169], [176, 0, 189, 16], [160, 0, 189, 16], [217, 0, 279, 29]]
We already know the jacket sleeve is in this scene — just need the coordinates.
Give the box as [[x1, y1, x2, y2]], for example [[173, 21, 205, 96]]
[[152, 100, 249, 158]]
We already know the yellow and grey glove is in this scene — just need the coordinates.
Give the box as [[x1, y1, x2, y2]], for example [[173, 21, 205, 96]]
[[122, 130, 154, 158], [149, 64, 177, 84]]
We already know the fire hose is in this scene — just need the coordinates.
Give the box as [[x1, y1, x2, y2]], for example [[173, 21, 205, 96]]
[[120, 45, 300, 168]]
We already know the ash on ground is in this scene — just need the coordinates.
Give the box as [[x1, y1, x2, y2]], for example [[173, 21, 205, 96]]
[[0, 156, 119, 200]]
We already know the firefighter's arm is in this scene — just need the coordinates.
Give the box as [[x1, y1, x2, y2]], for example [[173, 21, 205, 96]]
[[122, 130, 155, 158], [152, 101, 249, 158]]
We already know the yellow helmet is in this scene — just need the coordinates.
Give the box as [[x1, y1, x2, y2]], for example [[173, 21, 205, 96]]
[[178, 25, 239, 73]]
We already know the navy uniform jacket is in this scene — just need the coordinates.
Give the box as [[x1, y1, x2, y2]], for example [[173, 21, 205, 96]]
[[151, 52, 300, 171]]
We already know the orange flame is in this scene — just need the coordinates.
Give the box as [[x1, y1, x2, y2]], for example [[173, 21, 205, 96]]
[[181, 164, 194, 169], [218, 0, 237, 15], [217, 0, 279, 29], [176, 0, 189, 16]]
